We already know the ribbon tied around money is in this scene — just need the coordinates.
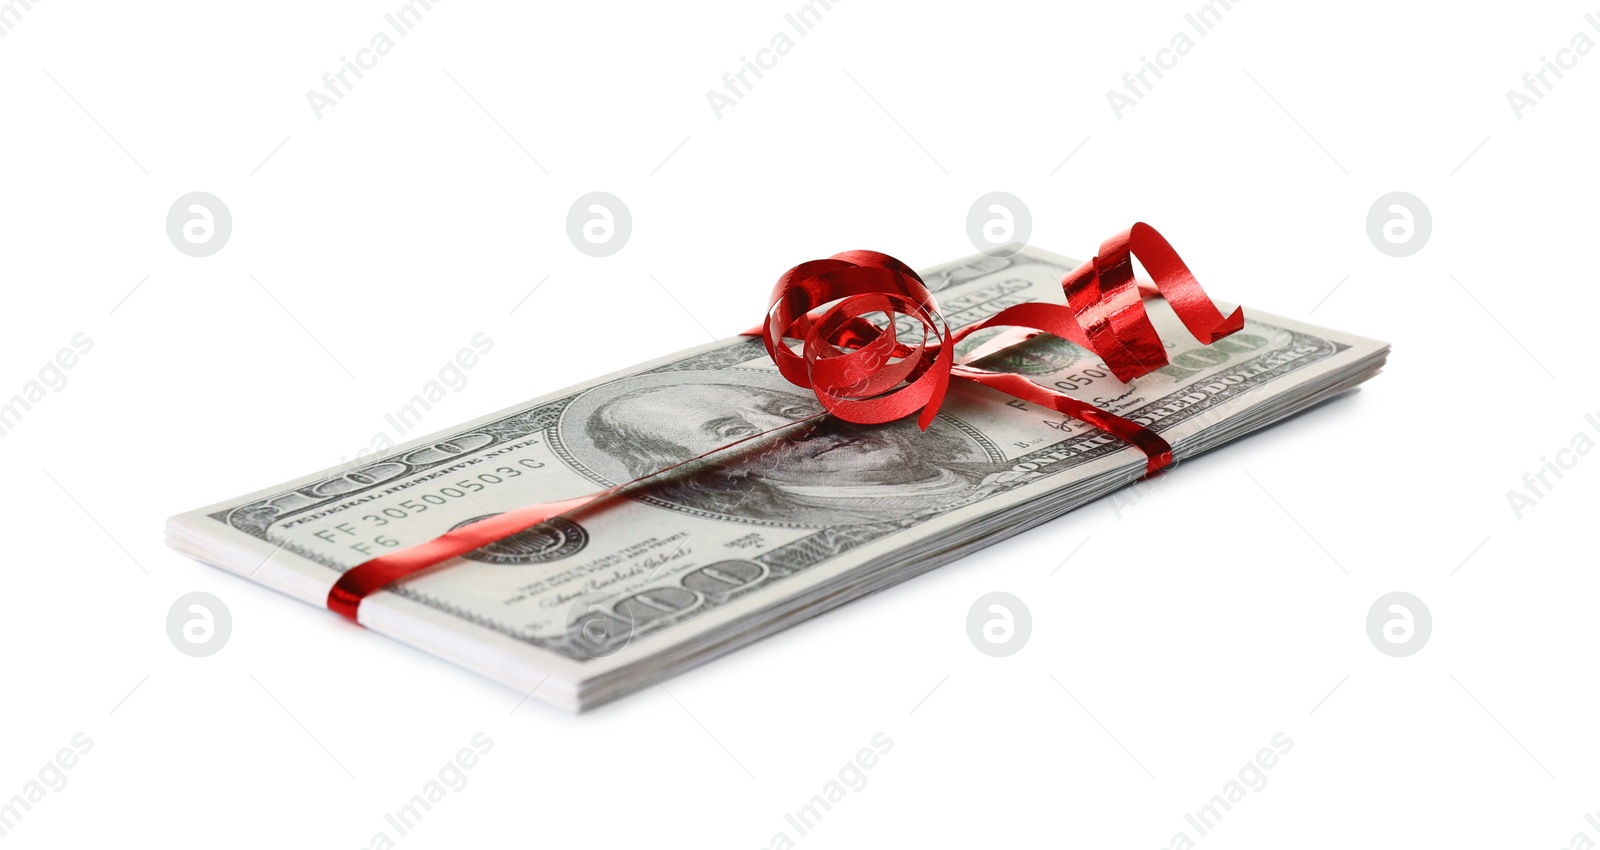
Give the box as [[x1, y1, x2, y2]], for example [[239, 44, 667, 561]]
[[327, 222, 1243, 624]]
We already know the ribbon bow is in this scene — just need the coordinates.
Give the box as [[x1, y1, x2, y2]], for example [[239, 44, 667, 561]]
[[326, 222, 1242, 623], [762, 222, 1242, 474]]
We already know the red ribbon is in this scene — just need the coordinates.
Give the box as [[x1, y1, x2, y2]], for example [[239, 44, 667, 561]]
[[325, 222, 1241, 624]]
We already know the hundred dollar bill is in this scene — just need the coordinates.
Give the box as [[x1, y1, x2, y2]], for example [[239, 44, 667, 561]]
[[167, 246, 1387, 711]]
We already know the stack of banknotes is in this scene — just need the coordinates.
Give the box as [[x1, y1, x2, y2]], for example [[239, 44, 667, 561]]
[[166, 246, 1388, 711]]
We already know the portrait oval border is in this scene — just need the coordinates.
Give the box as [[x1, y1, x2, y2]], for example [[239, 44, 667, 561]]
[[547, 368, 1004, 528]]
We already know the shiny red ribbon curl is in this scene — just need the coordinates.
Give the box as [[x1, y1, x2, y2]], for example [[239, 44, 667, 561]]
[[762, 222, 1243, 476], [325, 222, 1241, 624]]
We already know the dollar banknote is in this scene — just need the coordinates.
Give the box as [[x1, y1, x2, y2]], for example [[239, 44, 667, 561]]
[[167, 246, 1388, 711]]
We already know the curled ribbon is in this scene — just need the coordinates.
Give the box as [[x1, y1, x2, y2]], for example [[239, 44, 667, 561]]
[[326, 222, 1241, 624]]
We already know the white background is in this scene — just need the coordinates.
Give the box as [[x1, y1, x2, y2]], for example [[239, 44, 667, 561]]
[[2, 1, 1597, 846]]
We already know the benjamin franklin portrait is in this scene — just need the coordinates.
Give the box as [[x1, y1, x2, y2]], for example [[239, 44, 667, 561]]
[[553, 369, 1006, 527]]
